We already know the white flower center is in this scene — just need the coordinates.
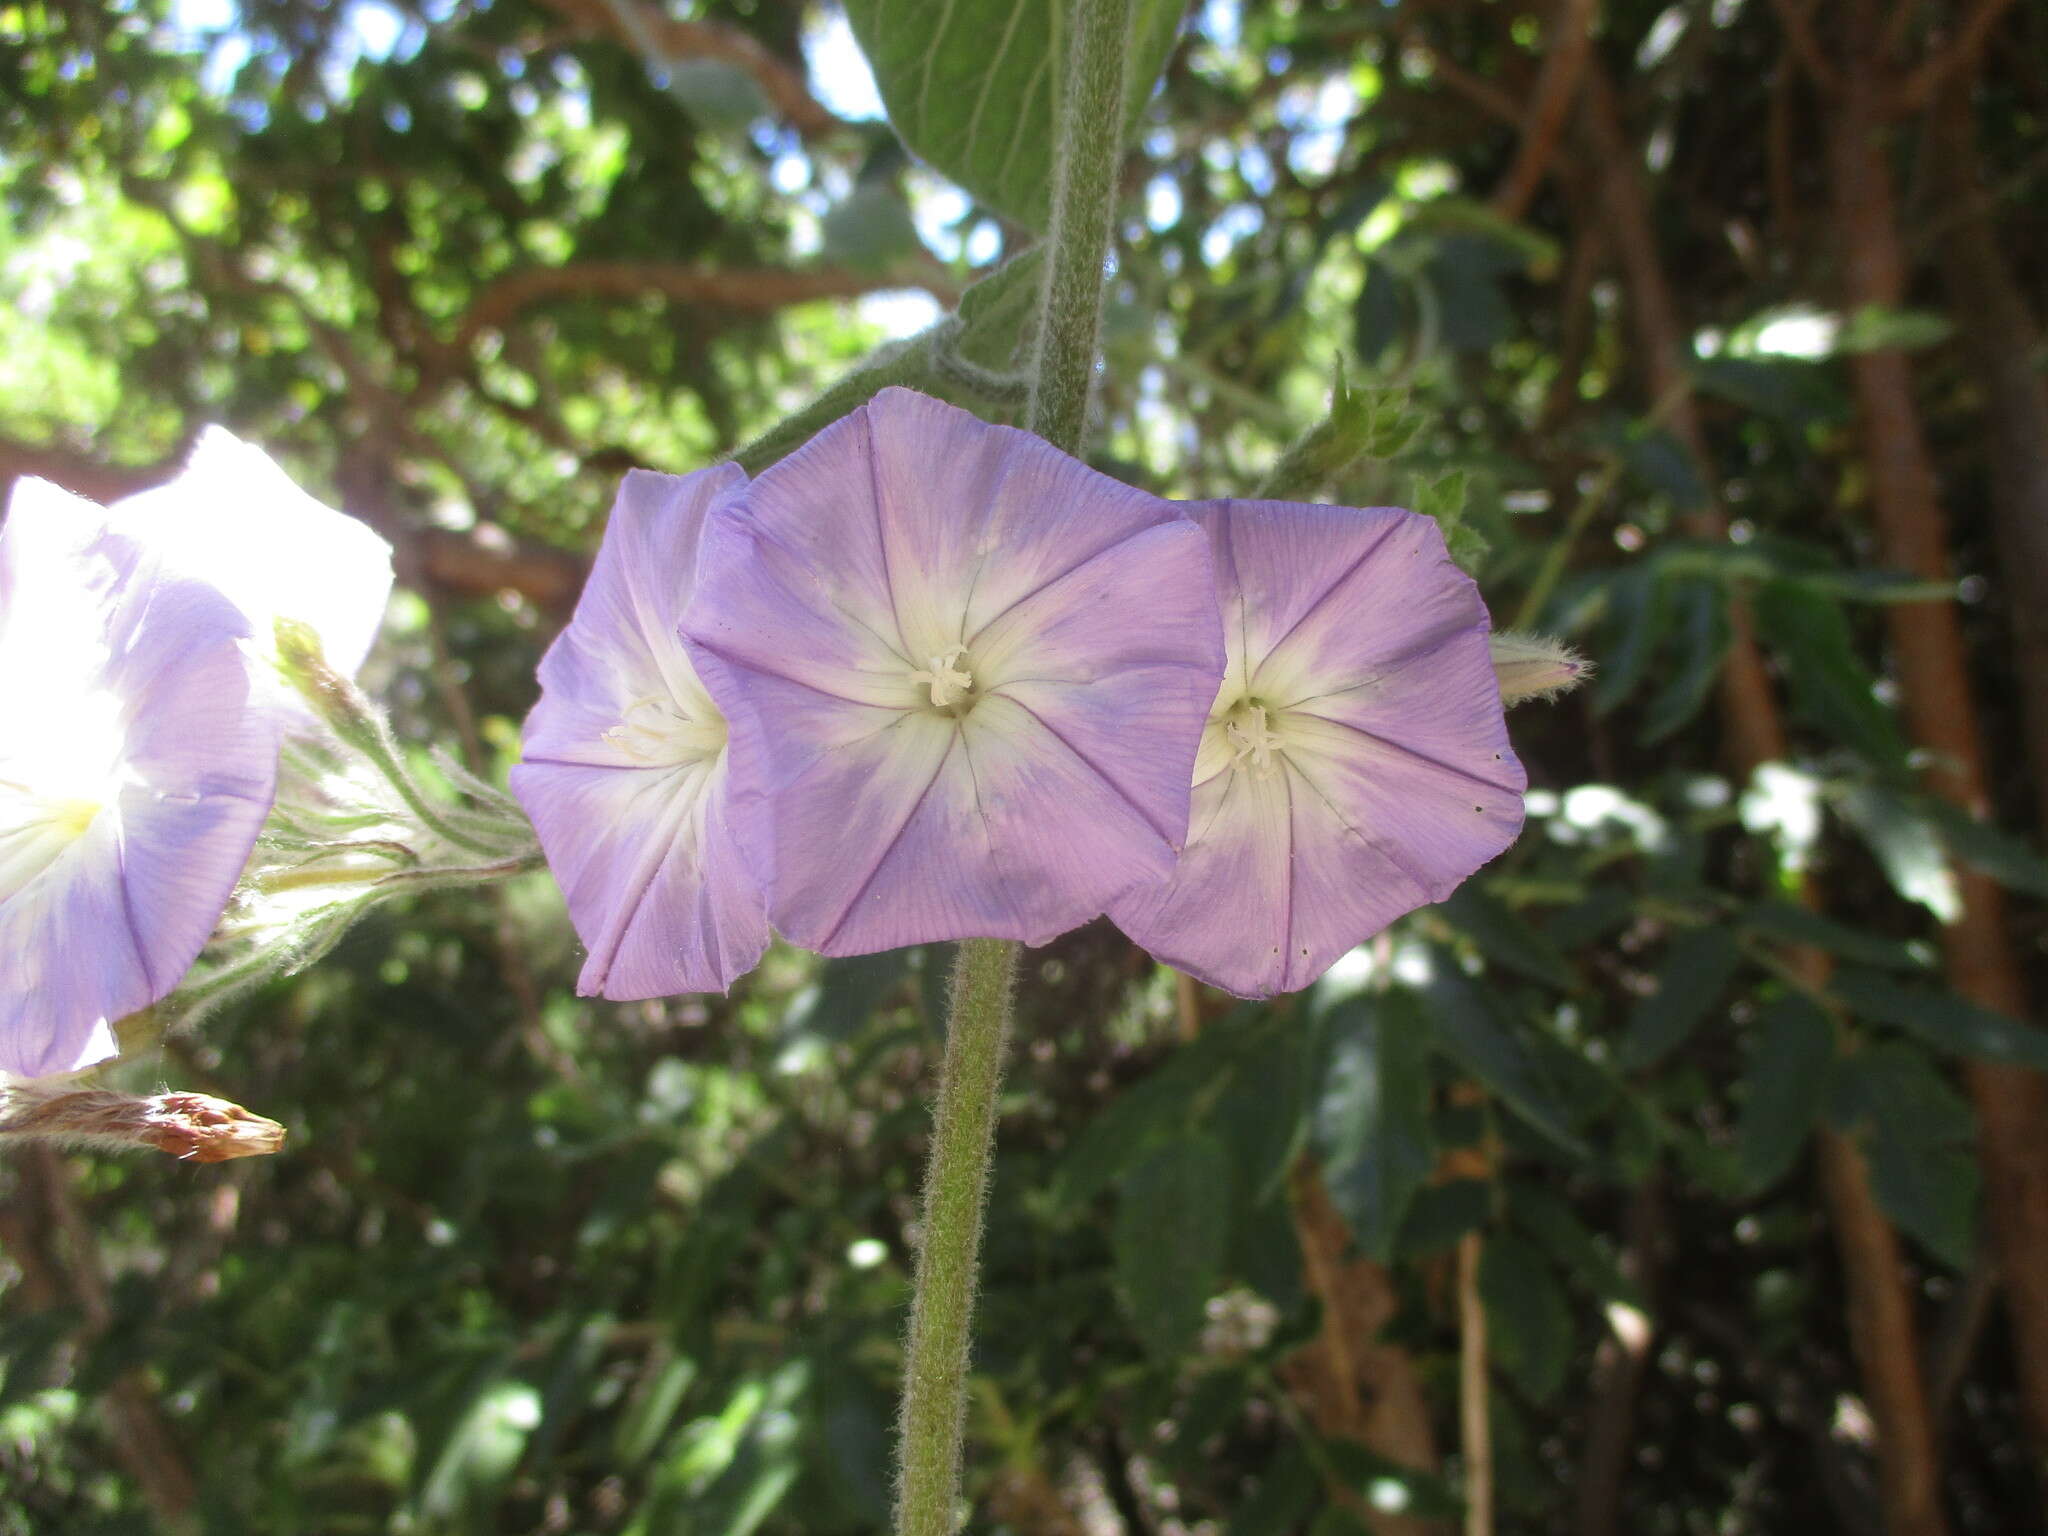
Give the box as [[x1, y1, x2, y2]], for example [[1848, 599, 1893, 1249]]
[[1223, 702, 1281, 777], [601, 694, 728, 766], [0, 688, 128, 903], [909, 647, 975, 710]]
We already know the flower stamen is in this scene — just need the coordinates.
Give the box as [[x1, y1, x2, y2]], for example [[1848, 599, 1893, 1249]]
[[909, 647, 975, 710], [1224, 703, 1281, 776]]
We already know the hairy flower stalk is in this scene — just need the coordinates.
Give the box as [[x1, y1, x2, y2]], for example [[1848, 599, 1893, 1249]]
[[890, 2, 1133, 1533]]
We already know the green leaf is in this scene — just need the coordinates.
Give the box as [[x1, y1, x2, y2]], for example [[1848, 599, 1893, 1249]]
[[1047, 1024, 1242, 1216], [782, 951, 910, 1043], [1419, 966, 1587, 1156], [1437, 886, 1575, 989], [1832, 784, 1960, 922], [1478, 1234, 1575, 1402], [1640, 578, 1732, 743], [1592, 566, 1671, 716], [1833, 969, 2048, 1070], [1919, 798, 2048, 900], [1619, 928, 1742, 1070], [1838, 304, 1955, 353], [1113, 1135, 1231, 1359], [1353, 258, 1406, 362], [1739, 901, 1928, 971], [1213, 1022, 1313, 1206], [1394, 1179, 1490, 1258], [1687, 355, 1842, 427], [819, 183, 922, 271], [1316, 991, 1436, 1259], [1227, 1440, 1320, 1536], [1830, 1042, 1979, 1268], [843, 0, 1184, 227], [1736, 995, 1836, 1192], [613, 1349, 699, 1467], [1751, 581, 1908, 769], [1512, 1185, 1647, 1311]]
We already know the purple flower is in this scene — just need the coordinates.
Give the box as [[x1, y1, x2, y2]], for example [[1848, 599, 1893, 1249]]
[[0, 481, 280, 1080], [510, 466, 769, 998], [683, 388, 1225, 954], [1108, 499, 1526, 997], [112, 428, 394, 681]]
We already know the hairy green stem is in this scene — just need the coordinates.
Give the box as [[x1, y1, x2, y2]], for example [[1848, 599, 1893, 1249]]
[[893, 938, 1021, 1536], [891, 6, 1132, 1532], [1027, 0, 1135, 453]]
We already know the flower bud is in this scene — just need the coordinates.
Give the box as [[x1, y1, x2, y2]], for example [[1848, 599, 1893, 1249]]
[[274, 616, 381, 749], [1489, 631, 1591, 706], [0, 1087, 285, 1162]]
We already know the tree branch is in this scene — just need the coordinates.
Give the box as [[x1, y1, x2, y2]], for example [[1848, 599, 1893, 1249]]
[[1490, 0, 1600, 221], [1771, 0, 1843, 92], [447, 260, 961, 352], [534, 0, 846, 140], [1893, 0, 2022, 113]]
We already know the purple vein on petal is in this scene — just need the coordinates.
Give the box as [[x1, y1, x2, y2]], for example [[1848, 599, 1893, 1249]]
[[992, 695, 1182, 853], [1252, 515, 1404, 667], [816, 727, 961, 952], [583, 782, 699, 988], [1281, 752, 1443, 900], [965, 531, 1152, 651], [1274, 619, 1479, 711], [1287, 711, 1525, 795]]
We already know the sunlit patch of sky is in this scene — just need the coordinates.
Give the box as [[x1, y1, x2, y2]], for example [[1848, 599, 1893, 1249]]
[[171, 0, 413, 100], [1146, 176, 1182, 231], [1200, 0, 1242, 50], [1279, 76, 1356, 180], [857, 290, 940, 340], [908, 174, 968, 262], [804, 11, 885, 122], [1202, 204, 1263, 265]]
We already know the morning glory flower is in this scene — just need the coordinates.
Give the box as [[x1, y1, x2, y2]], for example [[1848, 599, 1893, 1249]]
[[1108, 499, 1526, 997], [0, 481, 280, 1079], [510, 466, 768, 998], [112, 427, 394, 687], [683, 388, 1225, 955]]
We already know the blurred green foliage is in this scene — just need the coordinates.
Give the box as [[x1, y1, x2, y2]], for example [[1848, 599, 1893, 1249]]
[[4, 0, 2047, 1533]]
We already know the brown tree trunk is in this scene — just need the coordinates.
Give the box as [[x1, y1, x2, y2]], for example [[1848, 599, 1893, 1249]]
[[1928, 89, 2048, 839], [1583, 57, 1954, 1536], [1827, 0, 2048, 1457], [1281, 1159, 1445, 1536]]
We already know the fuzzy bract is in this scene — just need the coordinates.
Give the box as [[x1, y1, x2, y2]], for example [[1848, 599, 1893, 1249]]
[[683, 388, 1226, 955], [1108, 499, 1526, 997], [511, 466, 769, 998]]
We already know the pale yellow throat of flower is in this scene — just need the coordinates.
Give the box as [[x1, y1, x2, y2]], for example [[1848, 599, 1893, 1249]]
[[602, 694, 729, 766]]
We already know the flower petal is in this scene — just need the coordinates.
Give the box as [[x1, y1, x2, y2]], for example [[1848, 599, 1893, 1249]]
[[514, 465, 770, 997], [523, 467, 747, 769], [111, 600, 281, 996], [0, 822, 137, 1079], [512, 758, 765, 997], [1110, 498, 1525, 996], [860, 388, 1204, 655], [0, 487, 278, 1077], [686, 391, 1226, 952], [111, 428, 394, 677]]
